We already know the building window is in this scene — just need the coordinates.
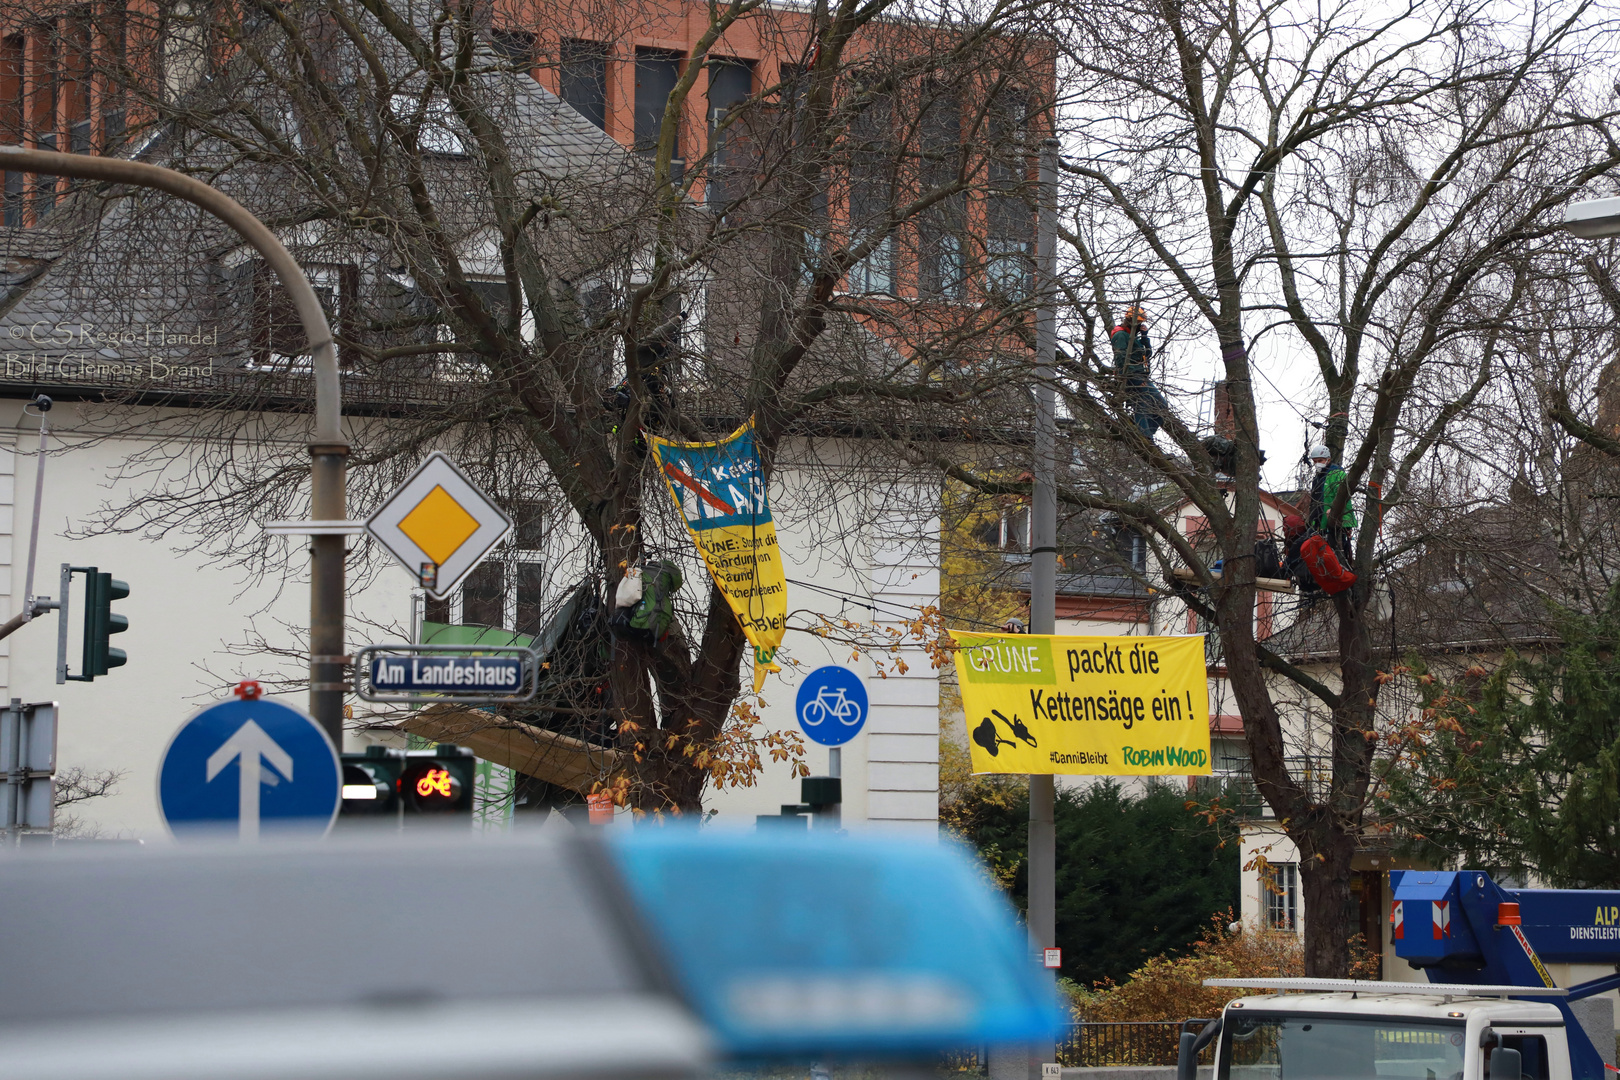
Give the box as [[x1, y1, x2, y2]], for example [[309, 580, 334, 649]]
[[34, 133, 58, 220], [1124, 529, 1147, 572], [422, 502, 547, 638], [986, 90, 1032, 303], [385, 274, 523, 380], [1266, 863, 1298, 931], [986, 506, 1029, 552], [388, 94, 467, 157], [1, 33, 21, 228], [514, 561, 547, 634], [462, 561, 506, 628], [509, 499, 544, 549], [634, 48, 682, 157], [30, 28, 59, 219], [64, 9, 91, 154], [1211, 736, 1247, 776], [917, 92, 965, 301], [101, 108, 125, 149], [491, 28, 534, 72], [423, 561, 547, 637], [918, 230, 964, 300], [775, 62, 814, 151], [847, 93, 894, 295], [248, 261, 357, 371], [986, 237, 1031, 301], [707, 58, 751, 124], [2, 170, 21, 228], [559, 39, 608, 131], [100, 4, 126, 151], [463, 277, 519, 338], [706, 58, 752, 214], [798, 180, 829, 288], [848, 235, 894, 295]]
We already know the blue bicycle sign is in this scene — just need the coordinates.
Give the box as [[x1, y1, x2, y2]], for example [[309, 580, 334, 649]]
[[802, 685, 863, 729], [794, 665, 868, 746]]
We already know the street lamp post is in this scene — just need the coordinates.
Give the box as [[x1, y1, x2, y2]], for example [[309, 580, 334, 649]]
[[0, 145, 348, 745], [1028, 136, 1061, 1080], [1564, 196, 1620, 238]]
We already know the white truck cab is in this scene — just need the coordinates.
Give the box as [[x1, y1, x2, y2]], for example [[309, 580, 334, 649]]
[[1183, 980, 1575, 1080]]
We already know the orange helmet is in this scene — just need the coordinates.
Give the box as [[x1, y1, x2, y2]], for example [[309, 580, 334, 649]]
[[1124, 304, 1147, 323]]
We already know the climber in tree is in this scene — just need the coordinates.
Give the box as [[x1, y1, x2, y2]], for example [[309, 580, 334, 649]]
[[1111, 305, 1168, 438], [1281, 514, 1318, 593], [1307, 443, 1356, 563]]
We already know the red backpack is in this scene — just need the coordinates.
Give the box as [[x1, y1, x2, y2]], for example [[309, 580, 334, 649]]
[[1300, 534, 1357, 594]]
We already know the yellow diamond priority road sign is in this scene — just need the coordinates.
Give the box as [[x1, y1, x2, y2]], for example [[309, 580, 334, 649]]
[[366, 453, 512, 599]]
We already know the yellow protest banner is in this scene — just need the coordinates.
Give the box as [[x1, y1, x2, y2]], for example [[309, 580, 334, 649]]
[[951, 632, 1211, 775], [650, 419, 786, 691]]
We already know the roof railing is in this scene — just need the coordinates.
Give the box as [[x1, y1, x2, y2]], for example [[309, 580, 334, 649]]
[[1205, 977, 1568, 998]]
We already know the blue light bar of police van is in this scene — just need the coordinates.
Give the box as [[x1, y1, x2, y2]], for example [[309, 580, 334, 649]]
[[607, 829, 1066, 1058]]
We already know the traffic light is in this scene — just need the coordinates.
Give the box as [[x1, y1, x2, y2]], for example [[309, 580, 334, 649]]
[[339, 746, 404, 817], [756, 776, 841, 831], [338, 743, 475, 824], [63, 566, 129, 682], [84, 570, 130, 676], [400, 744, 476, 817]]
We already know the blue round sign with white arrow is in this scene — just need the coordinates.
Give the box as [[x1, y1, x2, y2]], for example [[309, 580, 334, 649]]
[[795, 665, 868, 747], [158, 696, 341, 840]]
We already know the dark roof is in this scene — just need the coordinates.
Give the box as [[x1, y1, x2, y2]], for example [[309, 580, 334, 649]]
[[0, 35, 637, 413]]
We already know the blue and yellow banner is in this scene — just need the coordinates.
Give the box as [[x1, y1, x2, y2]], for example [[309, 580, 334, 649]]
[[952, 632, 1211, 775], [651, 419, 787, 690]]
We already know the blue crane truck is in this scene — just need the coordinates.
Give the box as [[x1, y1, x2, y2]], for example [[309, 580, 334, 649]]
[[1177, 871, 1620, 1080]]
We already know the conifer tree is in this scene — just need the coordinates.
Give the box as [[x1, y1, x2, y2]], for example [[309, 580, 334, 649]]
[[1385, 591, 1620, 887]]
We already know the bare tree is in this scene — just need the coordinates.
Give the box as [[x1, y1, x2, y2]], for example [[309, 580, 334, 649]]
[[940, 0, 1620, 973], [52, 765, 126, 838], [0, 0, 1053, 811]]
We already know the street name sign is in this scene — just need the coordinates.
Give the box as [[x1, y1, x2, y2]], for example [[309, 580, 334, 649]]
[[374, 654, 524, 692], [354, 643, 538, 706], [366, 452, 513, 599], [158, 697, 340, 840], [794, 664, 867, 746]]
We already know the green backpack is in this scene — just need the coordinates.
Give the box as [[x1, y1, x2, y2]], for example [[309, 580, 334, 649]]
[[610, 561, 682, 644]]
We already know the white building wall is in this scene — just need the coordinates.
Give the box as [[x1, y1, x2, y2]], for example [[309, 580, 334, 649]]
[[1240, 826, 1303, 934], [4, 401, 416, 839], [18, 408, 938, 839], [864, 498, 941, 836], [702, 456, 942, 835], [1055, 614, 1140, 637], [698, 442, 880, 826], [0, 434, 14, 698]]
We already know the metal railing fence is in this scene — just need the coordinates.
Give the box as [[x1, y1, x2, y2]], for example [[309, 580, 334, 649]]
[[942, 1019, 1218, 1073]]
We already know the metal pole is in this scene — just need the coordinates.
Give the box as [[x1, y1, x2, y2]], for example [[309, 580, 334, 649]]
[[1028, 137, 1061, 1078], [1, 699, 18, 841], [0, 399, 60, 646], [22, 399, 49, 615], [0, 146, 347, 745], [55, 563, 70, 682]]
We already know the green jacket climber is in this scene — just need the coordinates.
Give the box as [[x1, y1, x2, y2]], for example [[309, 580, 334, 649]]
[[1308, 444, 1358, 530], [1111, 305, 1166, 439], [1111, 305, 1152, 380]]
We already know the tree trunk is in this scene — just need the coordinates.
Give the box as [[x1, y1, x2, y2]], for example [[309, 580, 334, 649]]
[[1299, 825, 1356, 976]]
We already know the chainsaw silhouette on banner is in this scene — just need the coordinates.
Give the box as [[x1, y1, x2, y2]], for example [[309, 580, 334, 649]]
[[972, 710, 1038, 758]]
